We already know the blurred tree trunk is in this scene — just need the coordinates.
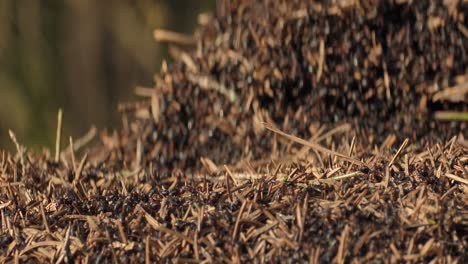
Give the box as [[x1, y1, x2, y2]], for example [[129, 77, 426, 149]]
[[0, 0, 214, 149], [63, 0, 108, 133]]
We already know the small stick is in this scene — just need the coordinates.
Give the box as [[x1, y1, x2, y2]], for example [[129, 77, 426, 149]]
[[224, 165, 238, 186], [317, 38, 325, 82], [153, 29, 195, 45], [8, 130, 21, 155], [440, 185, 458, 200], [336, 225, 349, 264], [299, 193, 308, 241], [69, 137, 76, 171], [0, 182, 24, 188], [434, 111, 468, 121], [225, 173, 233, 203], [308, 171, 363, 184], [55, 109, 63, 163], [0, 201, 11, 210], [384, 166, 390, 189], [145, 235, 151, 264], [444, 173, 468, 185], [232, 199, 247, 242], [346, 135, 356, 173], [389, 138, 409, 167], [348, 135, 356, 157], [197, 206, 204, 233], [8, 130, 25, 176], [194, 232, 199, 260], [105, 230, 119, 264], [263, 123, 365, 166], [62, 126, 97, 156], [135, 86, 155, 97], [383, 62, 391, 100], [458, 23, 468, 38], [136, 138, 143, 169], [187, 73, 238, 103], [115, 219, 128, 244], [404, 154, 409, 176], [75, 153, 88, 182], [39, 203, 50, 233], [432, 81, 468, 102], [144, 212, 194, 245], [328, 171, 363, 181], [151, 92, 160, 124], [55, 225, 71, 263]]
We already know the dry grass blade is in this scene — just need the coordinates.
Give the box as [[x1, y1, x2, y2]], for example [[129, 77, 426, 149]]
[[263, 123, 365, 166], [327, 171, 364, 181], [434, 111, 468, 121]]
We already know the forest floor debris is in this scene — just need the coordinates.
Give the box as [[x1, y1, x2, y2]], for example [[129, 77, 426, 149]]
[[1, 0, 467, 263]]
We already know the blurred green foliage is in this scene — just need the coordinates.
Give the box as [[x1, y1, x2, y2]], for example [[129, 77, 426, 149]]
[[0, 0, 213, 150]]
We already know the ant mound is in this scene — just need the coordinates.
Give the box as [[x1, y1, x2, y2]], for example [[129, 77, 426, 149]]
[[1, 1, 467, 263]]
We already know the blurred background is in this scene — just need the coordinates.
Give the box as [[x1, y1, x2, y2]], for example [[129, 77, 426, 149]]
[[0, 0, 214, 150]]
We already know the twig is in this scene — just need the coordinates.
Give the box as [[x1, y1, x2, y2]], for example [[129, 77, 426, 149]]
[[187, 73, 238, 103], [74, 153, 88, 182], [328, 171, 364, 181], [135, 86, 155, 97], [336, 225, 349, 264], [317, 38, 325, 82], [389, 138, 409, 167], [55, 225, 71, 264], [55, 109, 63, 163], [263, 123, 365, 166], [0, 182, 25, 188], [444, 173, 468, 185], [143, 210, 194, 245], [69, 137, 76, 171], [232, 199, 247, 242], [145, 235, 151, 264], [8, 130, 26, 176], [61, 126, 97, 157], [39, 203, 51, 233], [153, 29, 195, 45], [151, 92, 160, 124], [432, 81, 468, 102], [434, 111, 468, 121]]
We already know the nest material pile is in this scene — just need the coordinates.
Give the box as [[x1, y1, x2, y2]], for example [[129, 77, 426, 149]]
[[1, 0, 468, 263], [123, 0, 467, 171]]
